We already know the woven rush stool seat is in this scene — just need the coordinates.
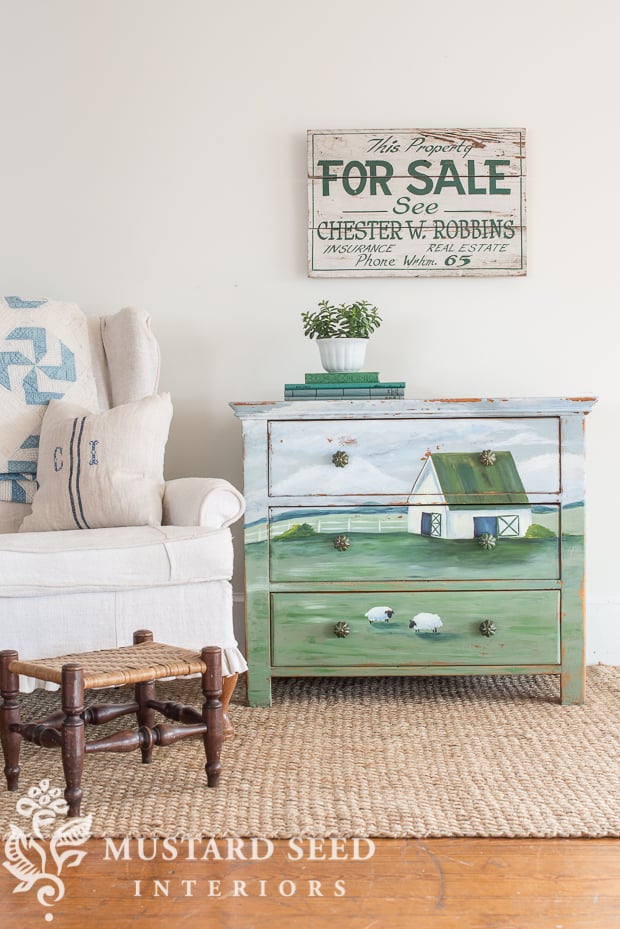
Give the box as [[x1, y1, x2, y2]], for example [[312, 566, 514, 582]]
[[0, 630, 224, 818], [10, 640, 215, 689]]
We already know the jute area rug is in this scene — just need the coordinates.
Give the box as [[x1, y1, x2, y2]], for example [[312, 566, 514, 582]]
[[1, 667, 618, 839]]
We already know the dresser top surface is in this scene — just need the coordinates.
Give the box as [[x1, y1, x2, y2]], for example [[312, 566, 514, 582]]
[[230, 397, 597, 420]]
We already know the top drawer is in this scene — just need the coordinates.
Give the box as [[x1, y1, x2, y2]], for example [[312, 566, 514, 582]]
[[268, 417, 560, 497]]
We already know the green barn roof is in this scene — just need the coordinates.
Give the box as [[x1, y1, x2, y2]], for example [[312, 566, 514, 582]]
[[430, 452, 530, 507]]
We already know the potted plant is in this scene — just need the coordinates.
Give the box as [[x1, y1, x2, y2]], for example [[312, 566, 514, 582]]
[[301, 299, 382, 373]]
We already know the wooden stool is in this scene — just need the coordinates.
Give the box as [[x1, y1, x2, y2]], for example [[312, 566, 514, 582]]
[[0, 630, 224, 818]]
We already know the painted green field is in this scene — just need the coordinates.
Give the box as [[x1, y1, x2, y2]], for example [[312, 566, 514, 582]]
[[271, 589, 561, 667], [266, 531, 564, 582]]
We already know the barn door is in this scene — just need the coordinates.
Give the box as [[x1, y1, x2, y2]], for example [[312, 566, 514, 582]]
[[497, 515, 520, 537], [421, 512, 442, 537], [473, 515, 498, 538]]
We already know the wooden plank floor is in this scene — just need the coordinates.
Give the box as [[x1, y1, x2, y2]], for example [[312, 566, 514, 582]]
[[2, 837, 619, 928]]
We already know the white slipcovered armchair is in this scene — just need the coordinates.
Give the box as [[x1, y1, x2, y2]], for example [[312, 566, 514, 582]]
[[0, 303, 247, 734]]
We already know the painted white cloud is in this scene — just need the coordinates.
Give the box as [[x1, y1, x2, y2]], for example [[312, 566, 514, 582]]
[[270, 458, 412, 496]]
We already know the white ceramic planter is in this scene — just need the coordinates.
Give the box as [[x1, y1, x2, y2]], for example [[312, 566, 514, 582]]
[[316, 338, 368, 373]]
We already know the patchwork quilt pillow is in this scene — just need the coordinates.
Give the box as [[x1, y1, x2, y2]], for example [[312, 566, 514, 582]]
[[20, 393, 173, 532], [0, 297, 99, 503]]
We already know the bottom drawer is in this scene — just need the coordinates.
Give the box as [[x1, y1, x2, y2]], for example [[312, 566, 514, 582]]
[[271, 590, 559, 668]]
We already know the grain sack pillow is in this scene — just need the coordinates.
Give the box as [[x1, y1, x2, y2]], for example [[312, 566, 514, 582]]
[[19, 393, 173, 532]]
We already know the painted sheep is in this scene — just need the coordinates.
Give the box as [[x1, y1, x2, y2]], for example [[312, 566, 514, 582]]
[[365, 606, 395, 624], [409, 612, 443, 634]]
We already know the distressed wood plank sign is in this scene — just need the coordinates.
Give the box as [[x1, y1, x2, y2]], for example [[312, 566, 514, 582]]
[[307, 128, 526, 277]]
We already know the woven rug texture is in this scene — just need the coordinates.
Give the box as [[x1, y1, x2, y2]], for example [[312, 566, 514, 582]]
[[1, 667, 618, 839]]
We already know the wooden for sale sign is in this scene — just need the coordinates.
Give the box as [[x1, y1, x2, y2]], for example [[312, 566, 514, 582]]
[[307, 128, 526, 277]]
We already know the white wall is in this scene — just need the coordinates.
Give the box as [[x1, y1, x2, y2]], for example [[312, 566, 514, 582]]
[[1, 0, 618, 661]]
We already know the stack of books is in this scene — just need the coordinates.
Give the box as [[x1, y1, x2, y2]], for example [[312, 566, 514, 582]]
[[284, 372, 406, 400]]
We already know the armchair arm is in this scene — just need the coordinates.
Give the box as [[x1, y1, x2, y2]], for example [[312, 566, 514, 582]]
[[162, 478, 245, 529]]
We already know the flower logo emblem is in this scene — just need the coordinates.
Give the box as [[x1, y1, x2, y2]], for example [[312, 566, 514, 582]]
[[3, 779, 92, 920]]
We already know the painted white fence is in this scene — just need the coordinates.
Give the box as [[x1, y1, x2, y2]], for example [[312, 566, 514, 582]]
[[245, 512, 409, 544]]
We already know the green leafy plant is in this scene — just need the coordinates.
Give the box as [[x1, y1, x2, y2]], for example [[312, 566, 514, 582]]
[[301, 300, 382, 339], [525, 523, 557, 539], [275, 523, 317, 540]]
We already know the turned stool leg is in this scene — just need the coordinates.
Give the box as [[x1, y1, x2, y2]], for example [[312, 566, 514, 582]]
[[133, 630, 156, 763], [0, 651, 21, 791], [61, 663, 85, 818], [201, 646, 223, 787]]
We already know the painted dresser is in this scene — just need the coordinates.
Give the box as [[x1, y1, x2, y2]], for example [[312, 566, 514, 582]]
[[231, 398, 596, 707]]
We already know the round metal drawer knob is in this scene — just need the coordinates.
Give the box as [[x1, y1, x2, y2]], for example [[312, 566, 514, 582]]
[[332, 451, 349, 468], [479, 449, 496, 466], [334, 622, 351, 638], [478, 533, 497, 550], [333, 535, 351, 551], [479, 620, 497, 637]]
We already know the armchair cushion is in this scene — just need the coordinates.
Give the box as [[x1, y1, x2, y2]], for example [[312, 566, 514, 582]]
[[20, 393, 172, 532], [0, 524, 233, 596]]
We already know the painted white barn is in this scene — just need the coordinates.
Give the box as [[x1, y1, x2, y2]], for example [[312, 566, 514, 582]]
[[407, 452, 532, 540]]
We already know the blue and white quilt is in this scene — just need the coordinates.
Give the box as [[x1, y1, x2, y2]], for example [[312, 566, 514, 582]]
[[0, 297, 99, 503]]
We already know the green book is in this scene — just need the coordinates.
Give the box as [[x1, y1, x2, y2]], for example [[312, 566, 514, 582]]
[[305, 371, 379, 384]]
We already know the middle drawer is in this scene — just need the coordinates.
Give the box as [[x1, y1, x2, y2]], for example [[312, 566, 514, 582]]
[[269, 505, 561, 582]]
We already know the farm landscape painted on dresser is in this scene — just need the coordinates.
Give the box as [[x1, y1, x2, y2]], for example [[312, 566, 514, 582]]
[[246, 416, 582, 570], [243, 414, 582, 671]]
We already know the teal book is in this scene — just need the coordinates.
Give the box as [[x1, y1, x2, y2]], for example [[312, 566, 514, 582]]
[[304, 371, 379, 384], [285, 385, 405, 400]]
